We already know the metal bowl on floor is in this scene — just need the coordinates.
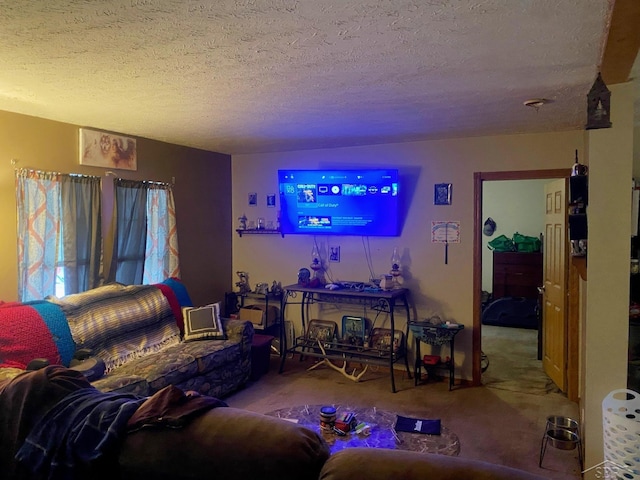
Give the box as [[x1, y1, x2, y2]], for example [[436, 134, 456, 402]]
[[546, 428, 579, 450], [546, 415, 579, 433]]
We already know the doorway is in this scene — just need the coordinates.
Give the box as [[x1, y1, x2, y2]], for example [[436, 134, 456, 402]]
[[480, 178, 550, 393], [472, 169, 572, 392]]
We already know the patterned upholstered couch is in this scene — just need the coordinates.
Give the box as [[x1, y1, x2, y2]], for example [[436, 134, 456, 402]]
[[0, 279, 253, 398]]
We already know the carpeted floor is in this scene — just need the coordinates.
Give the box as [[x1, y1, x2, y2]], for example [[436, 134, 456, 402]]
[[481, 325, 560, 395], [224, 339, 582, 479]]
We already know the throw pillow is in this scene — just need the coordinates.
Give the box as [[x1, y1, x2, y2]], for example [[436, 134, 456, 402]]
[[182, 302, 226, 342]]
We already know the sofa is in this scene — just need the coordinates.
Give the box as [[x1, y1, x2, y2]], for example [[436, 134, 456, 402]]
[[0, 365, 546, 480], [0, 279, 253, 398]]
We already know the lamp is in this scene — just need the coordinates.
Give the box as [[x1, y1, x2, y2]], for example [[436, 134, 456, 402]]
[[586, 72, 612, 130], [390, 247, 402, 287]]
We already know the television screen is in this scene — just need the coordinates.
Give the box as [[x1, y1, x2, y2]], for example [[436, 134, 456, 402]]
[[278, 169, 400, 236]]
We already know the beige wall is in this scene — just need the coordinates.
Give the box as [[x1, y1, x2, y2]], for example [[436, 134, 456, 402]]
[[582, 82, 635, 474], [0, 110, 233, 305], [232, 130, 585, 381]]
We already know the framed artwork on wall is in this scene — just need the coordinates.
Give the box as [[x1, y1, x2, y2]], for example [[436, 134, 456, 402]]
[[434, 183, 452, 205], [248, 192, 257, 206], [79, 128, 137, 171]]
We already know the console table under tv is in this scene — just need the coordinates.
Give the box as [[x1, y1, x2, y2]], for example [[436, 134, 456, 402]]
[[278, 284, 413, 393]]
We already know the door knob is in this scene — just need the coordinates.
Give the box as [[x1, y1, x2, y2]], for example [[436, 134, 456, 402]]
[[537, 286, 545, 294]]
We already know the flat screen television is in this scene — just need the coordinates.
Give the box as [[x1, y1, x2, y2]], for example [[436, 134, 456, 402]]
[[278, 168, 400, 236]]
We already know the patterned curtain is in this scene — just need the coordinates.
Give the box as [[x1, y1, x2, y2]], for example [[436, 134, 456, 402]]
[[16, 169, 102, 301], [16, 169, 61, 301], [143, 183, 180, 283]]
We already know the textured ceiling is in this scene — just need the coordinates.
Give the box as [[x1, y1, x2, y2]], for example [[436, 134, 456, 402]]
[[0, 0, 627, 155]]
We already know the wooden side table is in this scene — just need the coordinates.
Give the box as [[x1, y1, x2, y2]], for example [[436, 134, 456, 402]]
[[409, 321, 464, 390]]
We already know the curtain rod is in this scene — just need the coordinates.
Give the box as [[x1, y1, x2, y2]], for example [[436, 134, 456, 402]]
[[14, 166, 101, 181], [105, 171, 175, 186]]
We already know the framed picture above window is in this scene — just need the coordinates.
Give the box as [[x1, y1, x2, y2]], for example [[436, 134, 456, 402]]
[[79, 128, 137, 171]]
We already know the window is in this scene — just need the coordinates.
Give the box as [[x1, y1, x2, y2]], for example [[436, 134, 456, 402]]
[[108, 178, 180, 285], [16, 169, 180, 301]]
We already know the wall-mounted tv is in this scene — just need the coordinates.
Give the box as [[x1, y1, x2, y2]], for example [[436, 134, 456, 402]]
[[278, 169, 400, 236]]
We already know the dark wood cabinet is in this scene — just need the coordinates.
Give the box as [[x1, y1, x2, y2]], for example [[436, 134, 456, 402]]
[[492, 252, 543, 300]]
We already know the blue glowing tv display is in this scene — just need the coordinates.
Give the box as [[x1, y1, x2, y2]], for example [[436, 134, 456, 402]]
[[278, 169, 400, 236]]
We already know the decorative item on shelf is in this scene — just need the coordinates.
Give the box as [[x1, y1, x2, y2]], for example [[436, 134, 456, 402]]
[[570, 239, 588, 258], [270, 280, 283, 296], [571, 149, 588, 177], [238, 214, 247, 230], [586, 72, 612, 130], [390, 246, 402, 287], [235, 271, 251, 294], [309, 244, 325, 286], [257, 217, 265, 230]]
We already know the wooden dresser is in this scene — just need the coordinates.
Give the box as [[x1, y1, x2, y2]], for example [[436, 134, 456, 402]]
[[492, 252, 543, 300]]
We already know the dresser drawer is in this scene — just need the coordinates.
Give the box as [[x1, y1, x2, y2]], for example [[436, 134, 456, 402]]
[[492, 252, 542, 300]]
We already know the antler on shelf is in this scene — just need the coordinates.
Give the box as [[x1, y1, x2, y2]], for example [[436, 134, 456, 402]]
[[307, 341, 368, 382]]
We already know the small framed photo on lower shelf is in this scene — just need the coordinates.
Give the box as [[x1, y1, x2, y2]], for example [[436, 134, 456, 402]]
[[306, 319, 337, 344], [370, 328, 404, 353], [342, 316, 366, 347]]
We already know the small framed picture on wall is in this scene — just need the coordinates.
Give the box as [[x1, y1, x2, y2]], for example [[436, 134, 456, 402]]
[[267, 193, 276, 207], [434, 183, 452, 205], [248, 192, 257, 206]]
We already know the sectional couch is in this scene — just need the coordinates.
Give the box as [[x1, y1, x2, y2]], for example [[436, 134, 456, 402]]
[[0, 279, 253, 397], [0, 365, 546, 480]]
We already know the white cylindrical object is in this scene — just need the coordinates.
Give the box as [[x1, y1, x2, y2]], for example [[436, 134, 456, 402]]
[[602, 389, 640, 476]]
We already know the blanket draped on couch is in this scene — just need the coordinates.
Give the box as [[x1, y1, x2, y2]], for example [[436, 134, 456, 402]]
[[47, 284, 181, 374], [0, 302, 62, 369]]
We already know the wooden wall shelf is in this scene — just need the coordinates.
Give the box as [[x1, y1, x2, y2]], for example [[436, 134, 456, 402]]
[[236, 229, 284, 238]]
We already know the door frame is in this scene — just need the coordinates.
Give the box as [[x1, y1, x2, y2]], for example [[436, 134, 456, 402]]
[[472, 169, 572, 388]]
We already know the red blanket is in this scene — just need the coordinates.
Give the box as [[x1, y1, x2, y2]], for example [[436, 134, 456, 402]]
[[0, 302, 60, 369]]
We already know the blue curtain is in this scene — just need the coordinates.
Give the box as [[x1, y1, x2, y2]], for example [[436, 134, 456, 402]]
[[109, 179, 148, 285], [60, 175, 102, 294]]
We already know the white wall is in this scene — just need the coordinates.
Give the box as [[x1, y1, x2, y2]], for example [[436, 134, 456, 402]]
[[481, 179, 547, 292], [232, 130, 583, 380]]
